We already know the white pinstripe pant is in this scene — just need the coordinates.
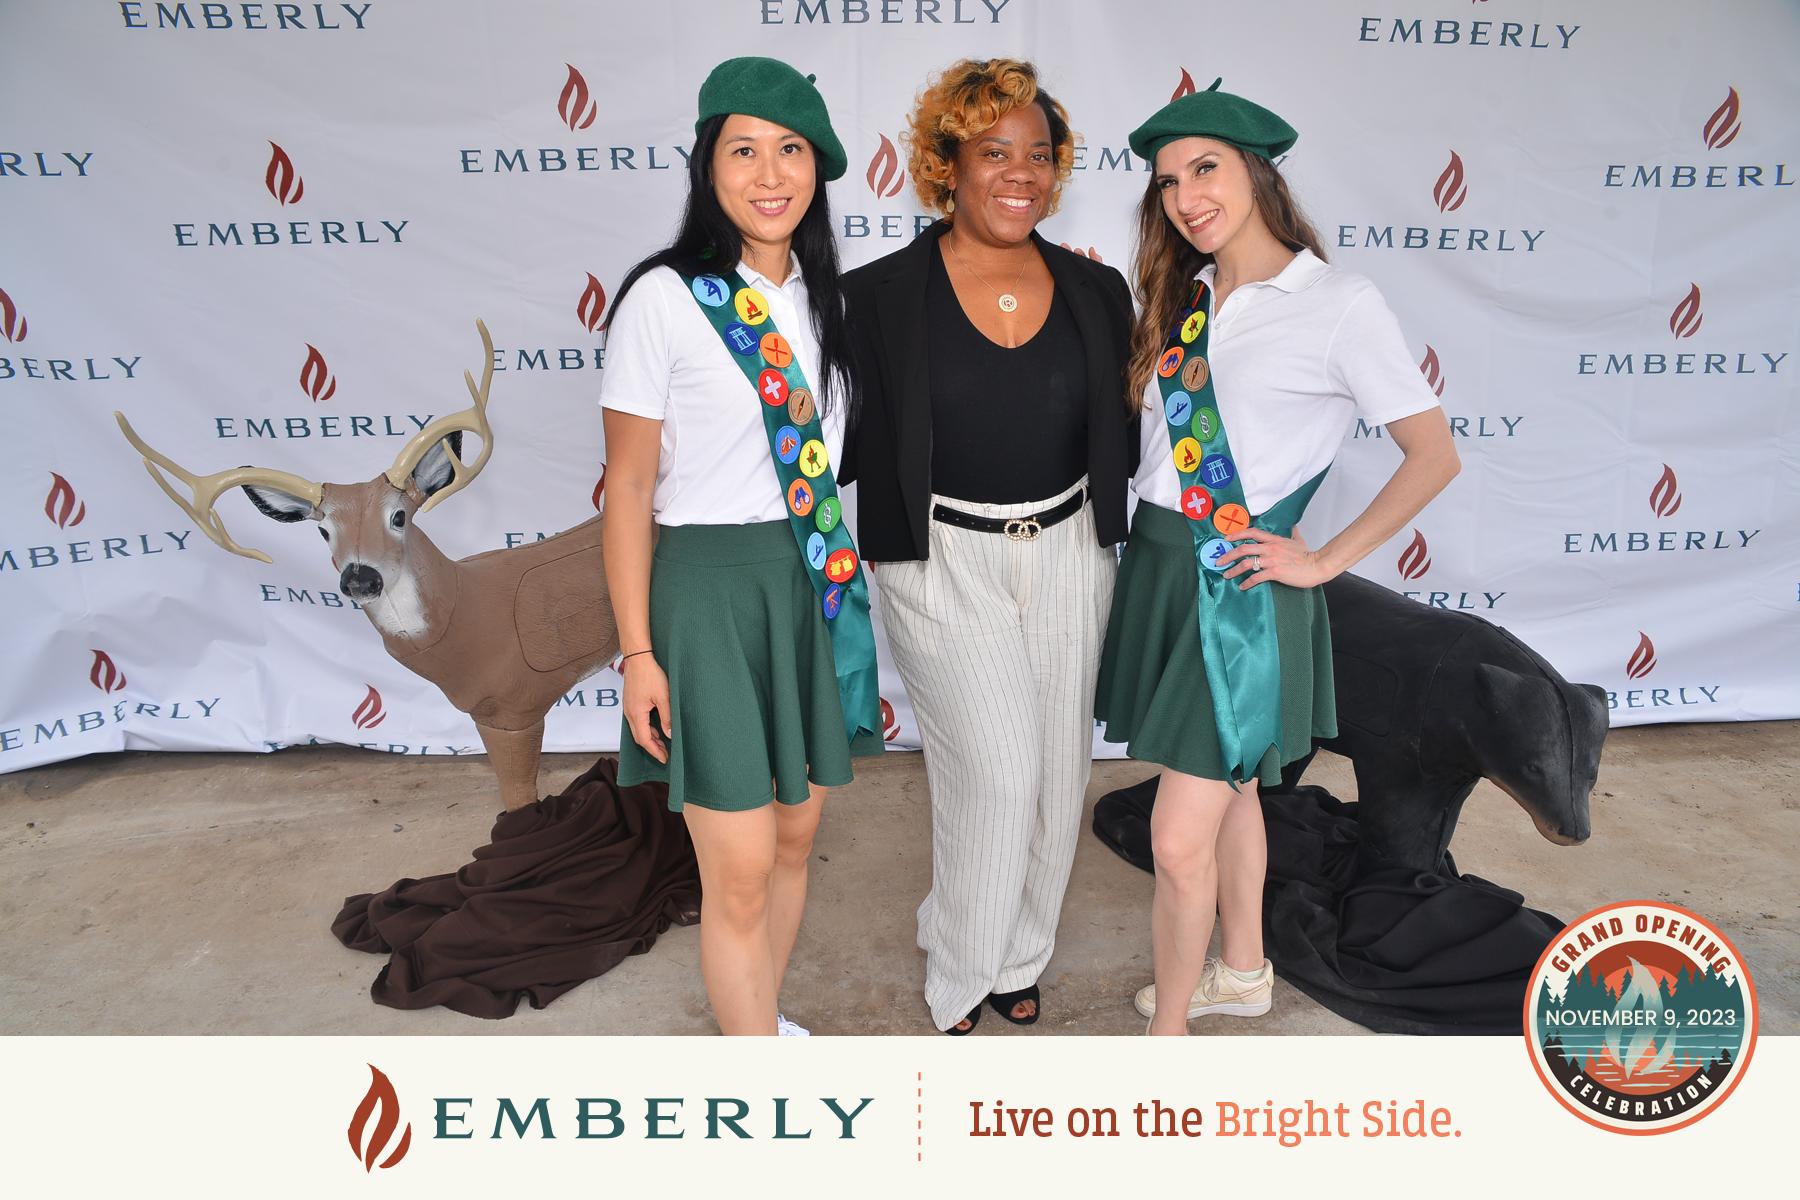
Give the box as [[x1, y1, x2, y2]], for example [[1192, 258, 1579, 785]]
[[874, 478, 1118, 1031]]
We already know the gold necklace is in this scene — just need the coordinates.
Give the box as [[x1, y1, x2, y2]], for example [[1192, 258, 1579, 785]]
[[946, 235, 1031, 313]]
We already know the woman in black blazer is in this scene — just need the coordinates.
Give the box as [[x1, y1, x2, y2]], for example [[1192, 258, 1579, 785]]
[[839, 58, 1137, 1034]]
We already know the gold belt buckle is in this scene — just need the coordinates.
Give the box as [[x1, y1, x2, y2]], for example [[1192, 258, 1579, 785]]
[[1004, 517, 1042, 542]]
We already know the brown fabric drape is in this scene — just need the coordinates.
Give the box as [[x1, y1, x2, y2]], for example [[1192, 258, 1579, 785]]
[[332, 757, 700, 1019]]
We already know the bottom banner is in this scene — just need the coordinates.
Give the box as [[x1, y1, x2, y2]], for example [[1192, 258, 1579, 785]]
[[1, 1035, 1784, 1194]]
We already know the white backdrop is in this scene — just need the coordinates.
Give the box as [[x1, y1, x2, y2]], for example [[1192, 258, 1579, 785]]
[[3, 0, 1796, 773]]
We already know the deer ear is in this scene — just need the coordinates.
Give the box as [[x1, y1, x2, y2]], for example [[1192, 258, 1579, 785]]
[[240, 481, 318, 523], [412, 430, 464, 498]]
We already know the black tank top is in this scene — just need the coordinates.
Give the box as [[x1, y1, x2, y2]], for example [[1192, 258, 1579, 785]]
[[927, 248, 1088, 504]]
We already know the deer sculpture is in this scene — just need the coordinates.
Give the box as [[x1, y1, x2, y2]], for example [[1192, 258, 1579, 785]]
[[113, 320, 617, 812]]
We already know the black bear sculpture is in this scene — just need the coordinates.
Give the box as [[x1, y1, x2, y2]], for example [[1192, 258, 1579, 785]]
[[1091, 570, 1610, 1035]]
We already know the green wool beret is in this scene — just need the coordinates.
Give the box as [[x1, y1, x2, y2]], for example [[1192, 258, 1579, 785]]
[[695, 56, 848, 181], [1128, 78, 1298, 164]]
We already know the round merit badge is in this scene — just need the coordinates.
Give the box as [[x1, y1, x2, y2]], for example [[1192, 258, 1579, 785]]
[[825, 547, 858, 583], [814, 496, 841, 533], [734, 287, 770, 325], [1180, 310, 1206, 344], [1212, 503, 1250, 537], [1200, 453, 1235, 489], [775, 425, 801, 464], [822, 582, 844, 620], [1199, 537, 1231, 571], [787, 477, 816, 517], [1157, 346, 1185, 378], [1164, 391, 1193, 426], [724, 322, 759, 355], [805, 532, 828, 570], [798, 438, 828, 478], [691, 274, 730, 306], [1181, 355, 1210, 392], [1193, 405, 1221, 443], [758, 368, 789, 406], [1525, 901, 1757, 1134], [787, 386, 815, 426], [1180, 486, 1214, 521], [760, 332, 794, 369], [1171, 437, 1203, 474]]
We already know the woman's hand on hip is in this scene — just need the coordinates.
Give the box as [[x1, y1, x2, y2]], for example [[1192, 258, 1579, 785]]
[[1217, 528, 1331, 591], [622, 654, 673, 763]]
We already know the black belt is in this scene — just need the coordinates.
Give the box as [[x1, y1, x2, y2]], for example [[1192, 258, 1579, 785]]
[[931, 489, 1086, 542]]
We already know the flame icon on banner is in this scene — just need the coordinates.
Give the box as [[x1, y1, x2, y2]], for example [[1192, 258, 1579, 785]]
[[1432, 151, 1468, 213], [1626, 632, 1657, 680], [1702, 87, 1741, 150], [264, 141, 305, 206], [558, 63, 599, 132], [591, 466, 606, 511], [1418, 345, 1446, 398], [347, 1064, 412, 1172], [577, 273, 608, 334], [880, 697, 900, 742], [1397, 528, 1432, 580], [0, 285, 25, 342], [352, 685, 386, 730], [866, 134, 904, 199], [1649, 464, 1683, 518], [44, 472, 87, 528], [89, 649, 127, 694], [300, 344, 338, 402], [1171, 68, 1197, 102], [1668, 283, 1703, 339]]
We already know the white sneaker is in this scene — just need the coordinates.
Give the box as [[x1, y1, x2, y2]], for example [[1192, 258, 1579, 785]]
[[776, 1013, 811, 1037], [1134, 959, 1274, 1020]]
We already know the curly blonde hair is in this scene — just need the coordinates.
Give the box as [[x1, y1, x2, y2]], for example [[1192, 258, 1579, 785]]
[[904, 58, 1076, 216]]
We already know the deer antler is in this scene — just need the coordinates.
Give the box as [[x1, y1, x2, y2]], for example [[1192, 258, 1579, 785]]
[[113, 411, 324, 563], [386, 318, 495, 516]]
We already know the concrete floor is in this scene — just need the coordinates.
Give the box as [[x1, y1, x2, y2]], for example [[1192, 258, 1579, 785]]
[[1, 722, 1794, 1036]]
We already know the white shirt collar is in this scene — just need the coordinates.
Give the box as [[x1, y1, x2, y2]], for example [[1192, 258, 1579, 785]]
[[740, 253, 804, 294], [1197, 247, 1327, 294]]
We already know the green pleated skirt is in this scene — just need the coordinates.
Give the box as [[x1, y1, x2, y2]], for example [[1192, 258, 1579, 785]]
[[616, 520, 883, 813], [1094, 501, 1337, 787]]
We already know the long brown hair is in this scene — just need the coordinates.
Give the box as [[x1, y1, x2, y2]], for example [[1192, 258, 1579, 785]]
[[1125, 150, 1328, 409]]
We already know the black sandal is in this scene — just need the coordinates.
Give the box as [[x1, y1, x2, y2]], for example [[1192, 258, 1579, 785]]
[[944, 1004, 982, 1036], [988, 984, 1041, 1026]]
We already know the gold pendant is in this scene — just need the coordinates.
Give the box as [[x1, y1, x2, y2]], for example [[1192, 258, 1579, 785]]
[[998, 293, 1018, 313]]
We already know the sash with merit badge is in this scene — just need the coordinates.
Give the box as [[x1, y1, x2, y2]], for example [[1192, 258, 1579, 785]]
[[1155, 280, 1327, 784], [680, 266, 882, 745]]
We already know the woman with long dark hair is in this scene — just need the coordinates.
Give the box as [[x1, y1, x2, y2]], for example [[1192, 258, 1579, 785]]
[[1095, 82, 1460, 1034], [600, 57, 882, 1036]]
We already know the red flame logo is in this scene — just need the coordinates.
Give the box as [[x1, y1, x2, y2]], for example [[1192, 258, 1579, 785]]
[[1668, 283, 1703, 339], [0, 285, 25, 342], [1397, 528, 1432, 581], [1171, 68, 1197, 102], [300, 343, 338, 402], [352, 685, 386, 730], [89, 649, 126, 694], [44, 472, 87, 528], [1702, 87, 1741, 150], [865, 133, 904, 199], [347, 1064, 412, 1172], [880, 697, 900, 743], [591, 466, 605, 511], [1418, 345, 1446, 398], [1649, 464, 1683, 518], [558, 63, 598, 132], [1432, 151, 1468, 212], [577, 272, 608, 334], [1626, 632, 1657, 680], [264, 141, 305, 205]]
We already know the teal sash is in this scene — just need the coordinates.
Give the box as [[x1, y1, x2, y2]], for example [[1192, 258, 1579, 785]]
[[1154, 279, 1327, 784], [678, 267, 882, 747]]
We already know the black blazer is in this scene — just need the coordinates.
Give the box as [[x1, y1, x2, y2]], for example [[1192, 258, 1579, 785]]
[[839, 222, 1139, 562]]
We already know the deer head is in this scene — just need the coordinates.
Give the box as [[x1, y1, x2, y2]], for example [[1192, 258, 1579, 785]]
[[114, 320, 496, 628]]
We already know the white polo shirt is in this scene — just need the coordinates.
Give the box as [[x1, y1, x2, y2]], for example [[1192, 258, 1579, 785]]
[[599, 259, 845, 526], [1133, 249, 1440, 516]]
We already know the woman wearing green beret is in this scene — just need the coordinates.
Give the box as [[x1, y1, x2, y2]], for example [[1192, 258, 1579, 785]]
[[841, 59, 1137, 1034], [1094, 82, 1460, 1034], [600, 57, 883, 1036]]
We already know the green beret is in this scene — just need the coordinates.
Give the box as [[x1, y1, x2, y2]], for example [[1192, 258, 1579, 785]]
[[695, 56, 847, 181], [1128, 78, 1298, 164]]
